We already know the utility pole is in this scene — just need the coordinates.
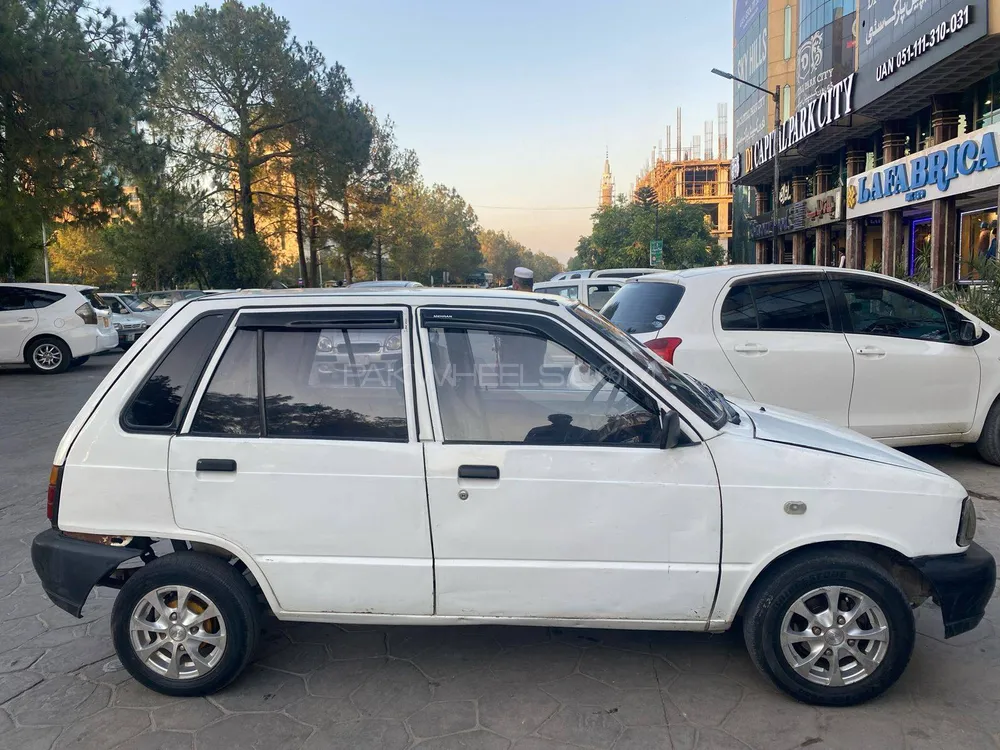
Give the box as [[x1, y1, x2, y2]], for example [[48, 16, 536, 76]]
[[711, 68, 782, 263], [42, 224, 50, 283]]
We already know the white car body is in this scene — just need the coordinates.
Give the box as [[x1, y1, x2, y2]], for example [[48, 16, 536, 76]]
[[534, 278, 626, 309], [100, 292, 163, 326], [30, 289, 994, 704], [602, 266, 1000, 451], [80, 289, 149, 348], [0, 283, 118, 371]]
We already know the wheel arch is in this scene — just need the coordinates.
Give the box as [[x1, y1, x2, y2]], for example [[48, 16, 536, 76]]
[[22, 332, 69, 363], [732, 540, 933, 620]]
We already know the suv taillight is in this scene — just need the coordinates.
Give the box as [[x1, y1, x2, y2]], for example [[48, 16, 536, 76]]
[[47, 465, 63, 526], [646, 336, 682, 364], [75, 303, 97, 325]]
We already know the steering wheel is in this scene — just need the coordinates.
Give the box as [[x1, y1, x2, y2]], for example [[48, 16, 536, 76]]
[[863, 317, 901, 335]]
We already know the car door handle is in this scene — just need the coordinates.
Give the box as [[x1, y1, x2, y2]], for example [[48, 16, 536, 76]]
[[196, 459, 237, 473], [16, 317, 33, 323], [734, 343, 768, 354], [458, 465, 500, 480], [856, 346, 886, 357]]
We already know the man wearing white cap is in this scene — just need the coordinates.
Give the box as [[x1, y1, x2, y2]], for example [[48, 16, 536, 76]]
[[512, 266, 534, 292]]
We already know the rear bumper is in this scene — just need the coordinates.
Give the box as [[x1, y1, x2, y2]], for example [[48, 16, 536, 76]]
[[31, 529, 139, 617], [912, 542, 997, 638]]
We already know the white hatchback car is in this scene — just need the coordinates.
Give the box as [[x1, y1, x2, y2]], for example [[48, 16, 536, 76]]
[[31, 289, 994, 705], [0, 283, 118, 373], [602, 266, 1000, 463]]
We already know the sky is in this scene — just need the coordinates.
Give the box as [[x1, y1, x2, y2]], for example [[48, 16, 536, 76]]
[[109, 0, 735, 263]]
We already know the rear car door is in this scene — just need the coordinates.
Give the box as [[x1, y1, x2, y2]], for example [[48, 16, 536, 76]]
[[0, 287, 37, 361], [713, 273, 855, 425], [167, 307, 434, 616], [418, 306, 721, 622], [830, 276, 981, 439]]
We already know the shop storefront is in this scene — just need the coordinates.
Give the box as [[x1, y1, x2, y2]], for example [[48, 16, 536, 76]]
[[748, 186, 843, 263], [846, 121, 1000, 281]]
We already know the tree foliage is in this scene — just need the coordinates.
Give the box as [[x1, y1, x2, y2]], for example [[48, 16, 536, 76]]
[[479, 229, 562, 283], [569, 195, 723, 271]]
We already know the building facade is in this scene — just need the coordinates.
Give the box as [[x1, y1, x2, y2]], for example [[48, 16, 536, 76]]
[[731, 0, 1000, 286]]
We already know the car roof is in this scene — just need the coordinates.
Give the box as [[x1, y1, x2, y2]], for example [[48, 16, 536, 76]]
[[631, 265, 901, 285], [0, 282, 86, 293], [195, 287, 569, 306]]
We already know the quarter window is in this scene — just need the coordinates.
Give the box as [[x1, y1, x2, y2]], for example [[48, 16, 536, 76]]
[[190, 329, 260, 436], [262, 327, 407, 441], [750, 279, 832, 331], [841, 281, 951, 341], [721, 284, 757, 330], [427, 325, 659, 446], [124, 313, 231, 430]]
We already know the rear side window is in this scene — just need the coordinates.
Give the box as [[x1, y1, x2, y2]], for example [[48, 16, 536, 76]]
[[722, 279, 832, 332], [600, 282, 685, 333], [190, 329, 260, 435], [721, 285, 757, 329], [123, 313, 231, 431], [27, 290, 65, 308]]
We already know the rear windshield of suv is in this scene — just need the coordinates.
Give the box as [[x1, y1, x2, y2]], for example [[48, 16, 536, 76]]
[[600, 281, 685, 334]]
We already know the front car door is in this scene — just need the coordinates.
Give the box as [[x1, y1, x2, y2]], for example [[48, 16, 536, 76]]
[[713, 273, 855, 425], [0, 287, 37, 361], [830, 275, 981, 439], [418, 305, 722, 624], [167, 307, 434, 615]]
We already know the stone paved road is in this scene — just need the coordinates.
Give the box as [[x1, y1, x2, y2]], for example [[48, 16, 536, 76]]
[[1, 354, 998, 750]]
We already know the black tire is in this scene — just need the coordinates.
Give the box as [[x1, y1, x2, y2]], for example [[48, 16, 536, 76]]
[[119, 342, 133, 351], [111, 552, 260, 697], [976, 396, 1000, 465], [69, 356, 90, 368], [742, 550, 915, 706], [25, 337, 71, 374]]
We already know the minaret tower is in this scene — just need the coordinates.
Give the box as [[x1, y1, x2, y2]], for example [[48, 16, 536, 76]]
[[599, 149, 614, 207]]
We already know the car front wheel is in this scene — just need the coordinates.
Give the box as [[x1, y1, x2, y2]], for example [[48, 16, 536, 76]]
[[742, 550, 915, 706], [111, 552, 260, 696]]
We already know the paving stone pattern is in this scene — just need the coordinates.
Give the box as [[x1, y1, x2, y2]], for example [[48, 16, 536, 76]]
[[1, 356, 998, 749]]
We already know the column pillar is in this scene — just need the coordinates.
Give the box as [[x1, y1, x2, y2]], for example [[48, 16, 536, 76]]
[[791, 175, 808, 264], [845, 142, 867, 269], [755, 187, 770, 264], [930, 96, 960, 288], [881, 126, 907, 277], [815, 164, 833, 266]]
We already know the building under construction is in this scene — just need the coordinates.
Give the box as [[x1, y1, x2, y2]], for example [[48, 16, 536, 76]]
[[632, 105, 733, 254]]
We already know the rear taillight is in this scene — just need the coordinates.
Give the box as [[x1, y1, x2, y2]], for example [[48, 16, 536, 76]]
[[47, 465, 63, 526], [75, 303, 97, 325], [646, 336, 682, 364]]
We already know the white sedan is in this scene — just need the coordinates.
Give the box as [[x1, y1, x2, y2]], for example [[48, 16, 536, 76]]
[[601, 266, 1000, 462]]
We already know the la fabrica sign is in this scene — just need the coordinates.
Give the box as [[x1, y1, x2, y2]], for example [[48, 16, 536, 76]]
[[742, 74, 857, 177], [846, 122, 1000, 218]]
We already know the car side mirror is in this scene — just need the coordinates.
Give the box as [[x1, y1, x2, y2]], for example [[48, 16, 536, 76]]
[[959, 319, 977, 343], [659, 409, 681, 450]]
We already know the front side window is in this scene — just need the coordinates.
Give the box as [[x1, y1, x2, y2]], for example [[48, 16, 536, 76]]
[[105, 297, 127, 315], [123, 295, 156, 312], [841, 281, 951, 341], [124, 313, 231, 430], [427, 325, 659, 446], [262, 327, 407, 441], [0, 288, 28, 311], [749, 279, 832, 331]]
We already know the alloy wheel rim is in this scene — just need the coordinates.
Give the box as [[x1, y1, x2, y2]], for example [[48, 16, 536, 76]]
[[129, 585, 227, 680], [33, 344, 62, 370], [779, 585, 890, 687]]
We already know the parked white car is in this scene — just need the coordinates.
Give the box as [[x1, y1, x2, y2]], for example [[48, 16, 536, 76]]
[[100, 292, 163, 326], [81, 289, 149, 350], [601, 266, 1000, 463], [31, 289, 994, 705], [0, 283, 118, 373], [534, 278, 625, 309], [550, 267, 659, 281]]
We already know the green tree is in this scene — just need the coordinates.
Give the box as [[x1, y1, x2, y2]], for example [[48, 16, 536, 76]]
[[424, 184, 482, 281], [0, 0, 161, 277], [48, 226, 117, 287], [633, 185, 659, 208], [479, 229, 526, 282], [522, 250, 563, 283]]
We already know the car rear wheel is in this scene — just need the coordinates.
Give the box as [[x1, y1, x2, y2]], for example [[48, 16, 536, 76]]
[[26, 337, 71, 374], [976, 397, 1000, 466], [111, 552, 260, 696], [742, 550, 914, 706]]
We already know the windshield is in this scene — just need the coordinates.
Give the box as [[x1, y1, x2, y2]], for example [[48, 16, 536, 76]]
[[569, 303, 727, 430], [122, 295, 156, 312]]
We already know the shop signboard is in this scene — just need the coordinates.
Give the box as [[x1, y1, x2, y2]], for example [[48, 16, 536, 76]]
[[733, 0, 769, 155], [802, 187, 843, 229], [748, 202, 806, 240], [855, 0, 988, 108], [795, 13, 857, 111], [846, 122, 1000, 218]]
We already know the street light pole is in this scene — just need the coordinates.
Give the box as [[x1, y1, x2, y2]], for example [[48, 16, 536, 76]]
[[710, 68, 781, 263]]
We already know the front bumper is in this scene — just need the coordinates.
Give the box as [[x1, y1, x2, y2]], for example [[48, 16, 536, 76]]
[[912, 542, 996, 638], [31, 529, 140, 617]]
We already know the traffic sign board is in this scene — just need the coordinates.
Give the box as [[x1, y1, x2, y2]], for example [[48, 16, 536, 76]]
[[649, 240, 663, 266]]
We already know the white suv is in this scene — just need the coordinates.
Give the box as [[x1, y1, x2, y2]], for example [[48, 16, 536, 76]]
[[0, 283, 118, 373], [31, 289, 994, 705], [602, 266, 1000, 463]]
